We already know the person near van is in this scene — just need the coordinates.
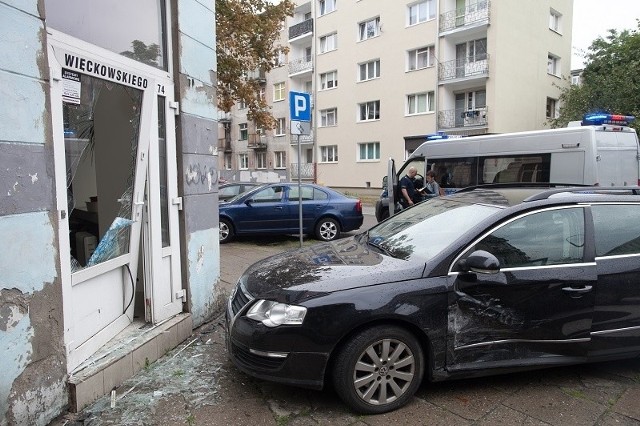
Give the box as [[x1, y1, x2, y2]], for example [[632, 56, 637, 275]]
[[425, 170, 445, 197], [400, 167, 424, 208]]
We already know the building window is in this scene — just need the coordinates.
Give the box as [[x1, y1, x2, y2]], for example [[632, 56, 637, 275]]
[[468, 38, 487, 62], [549, 9, 562, 33], [320, 108, 337, 127], [320, 71, 338, 90], [239, 123, 248, 140], [407, 46, 434, 71], [407, 92, 434, 115], [321, 145, 338, 163], [359, 100, 380, 121], [224, 153, 232, 170], [275, 50, 287, 67], [274, 151, 286, 169], [359, 59, 380, 81], [274, 82, 285, 101], [275, 117, 286, 136], [319, 0, 336, 16], [238, 99, 247, 109], [408, 0, 435, 26], [547, 54, 560, 76], [319, 33, 338, 53], [358, 142, 380, 161], [239, 153, 249, 169], [546, 97, 558, 118], [255, 152, 267, 169], [359, 17, 381, 41]]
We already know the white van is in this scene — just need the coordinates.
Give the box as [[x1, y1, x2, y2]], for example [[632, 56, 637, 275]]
[[376, 114, 639, 221]]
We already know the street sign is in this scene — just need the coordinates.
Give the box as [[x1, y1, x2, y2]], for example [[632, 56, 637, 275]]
[[290, 120, 311, 135], [289, 91, 311, 122]]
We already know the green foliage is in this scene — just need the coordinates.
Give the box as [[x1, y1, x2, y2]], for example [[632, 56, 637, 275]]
[[551, 20, 640, 133], [216, 0, 295, 130]]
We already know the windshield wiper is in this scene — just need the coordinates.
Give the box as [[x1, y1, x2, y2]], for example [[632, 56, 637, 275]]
[[366, 235, 395, 258]]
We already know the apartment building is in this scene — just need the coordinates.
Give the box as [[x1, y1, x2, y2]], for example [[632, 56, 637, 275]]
[[218, 0, 573, 191]]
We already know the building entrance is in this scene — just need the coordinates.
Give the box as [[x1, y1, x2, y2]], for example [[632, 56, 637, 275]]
[[48, 30, 182, 372]]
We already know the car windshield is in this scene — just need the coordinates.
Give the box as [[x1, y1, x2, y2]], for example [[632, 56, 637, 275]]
[[367, 198, 499, 261]]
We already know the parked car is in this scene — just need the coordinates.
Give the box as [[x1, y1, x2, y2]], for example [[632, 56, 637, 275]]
[[226, 185, 640, 414], [218, 182, 262, 202], [218, 182, 363, 243]]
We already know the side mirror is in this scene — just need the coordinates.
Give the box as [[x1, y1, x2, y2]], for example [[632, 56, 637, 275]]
[[382, 175, 388, 187], [458, 250, 500, 274]]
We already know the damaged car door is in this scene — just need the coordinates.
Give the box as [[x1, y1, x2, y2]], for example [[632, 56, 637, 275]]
[[446, 206, 596, 371]]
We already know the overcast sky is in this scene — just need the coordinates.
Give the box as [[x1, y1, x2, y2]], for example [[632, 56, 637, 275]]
[[572, 0, 640, 69]]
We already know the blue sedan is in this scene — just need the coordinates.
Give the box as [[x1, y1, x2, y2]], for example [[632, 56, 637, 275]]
[[218, 183, 364, 243]]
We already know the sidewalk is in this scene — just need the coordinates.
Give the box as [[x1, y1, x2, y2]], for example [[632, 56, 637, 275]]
[[53, 236, 640, 425]]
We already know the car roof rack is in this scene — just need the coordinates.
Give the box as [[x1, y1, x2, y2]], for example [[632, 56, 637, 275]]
[[523, 186, 640, 202], [454, 182, 591, 194]]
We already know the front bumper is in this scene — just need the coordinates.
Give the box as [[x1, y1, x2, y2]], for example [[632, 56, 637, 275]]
[[225, 287, 329, 390]]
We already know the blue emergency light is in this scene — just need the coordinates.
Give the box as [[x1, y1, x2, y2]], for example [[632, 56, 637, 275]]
[[425, 132, 449, 141], [582, 113, 635, 126]]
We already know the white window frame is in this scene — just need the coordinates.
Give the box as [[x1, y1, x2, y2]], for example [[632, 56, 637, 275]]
[[320, 108, 337, 127], [319, 0, 336, 16], [406, 91, 435, 115], [320, 145, 338, 163], [358, 142, 380, 161], [407, 46, 434, 71], [238, 153, 249, 170], [547, 54, 560, 76], [275, 117, 286, 136], [359, 17, 381, 41], [224, 153, 232, 170], [358, 100, 380, 122], [359, 59, 380, 81], [546, 97, 558, 119], [319, 33, 338, 53], [549, 9, 562, 33], [320, 70, 338, 90], [408, 0, 435, 26], [273, 82, 285, 101], [274, 151, 286, 169], [468, 38, 487, 62], [239, 123, 248, 141], [255, 151, 267, 169]]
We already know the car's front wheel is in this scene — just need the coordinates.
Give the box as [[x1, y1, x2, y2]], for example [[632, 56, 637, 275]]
[[219, 218, 234, 244], [315, 217, 340, 241], [332, 326, 424, 414]]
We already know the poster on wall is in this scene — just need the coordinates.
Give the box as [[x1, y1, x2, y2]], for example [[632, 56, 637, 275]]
[[62, 68, 81, 104]]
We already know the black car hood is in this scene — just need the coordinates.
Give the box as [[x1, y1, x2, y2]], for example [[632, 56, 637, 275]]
[[241, 236, 426, 303]]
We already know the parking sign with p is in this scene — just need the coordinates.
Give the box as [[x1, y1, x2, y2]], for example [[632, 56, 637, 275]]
[[289, 91, 311, 122]]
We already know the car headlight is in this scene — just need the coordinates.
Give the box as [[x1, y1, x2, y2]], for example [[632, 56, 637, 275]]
[[246, 300, 307, 327]]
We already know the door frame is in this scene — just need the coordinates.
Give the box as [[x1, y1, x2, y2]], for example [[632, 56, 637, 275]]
[[48, 29, 181, 372]]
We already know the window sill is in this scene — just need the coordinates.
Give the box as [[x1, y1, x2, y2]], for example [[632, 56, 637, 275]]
[[357, 119, 380, 123], [357, 159, 380, 163], [405, 111, 434, 117], [357, 76, 380, 83]]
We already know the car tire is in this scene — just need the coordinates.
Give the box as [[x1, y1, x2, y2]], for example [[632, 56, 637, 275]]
[[315, 217, 340, 241], [219, 218, 234, 244], [332, 325, 424, 414]]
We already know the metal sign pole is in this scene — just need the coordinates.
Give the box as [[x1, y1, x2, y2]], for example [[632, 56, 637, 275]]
[[297, 133, 303, 248]]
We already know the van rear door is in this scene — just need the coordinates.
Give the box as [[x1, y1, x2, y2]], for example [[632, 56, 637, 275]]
[[595, 128, 640, 186]]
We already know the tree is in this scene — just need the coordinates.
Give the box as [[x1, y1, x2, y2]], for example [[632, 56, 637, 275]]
[[121, 40, 161, 68], [216, 0, 294, 130], [551, 21, 640, 132]]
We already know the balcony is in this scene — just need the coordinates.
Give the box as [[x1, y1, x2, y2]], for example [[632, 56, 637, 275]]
[[289, 19, 313, 41], [438, 55, 489, 83], [246, 68, 266, 84], [288, 132, 314, 145], [218, 137, 232, 152], [438, 107, 488, 130], [440, 1, 490, 34], [290, 162, 315, 180], [288, 56, 313, 77], [248, 133, 269, 149]]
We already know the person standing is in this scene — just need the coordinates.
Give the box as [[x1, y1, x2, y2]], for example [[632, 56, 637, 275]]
[[399, 167, 423, 208]]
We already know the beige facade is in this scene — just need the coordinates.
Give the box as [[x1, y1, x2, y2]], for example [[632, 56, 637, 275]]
[[219, 0, 573, 192]]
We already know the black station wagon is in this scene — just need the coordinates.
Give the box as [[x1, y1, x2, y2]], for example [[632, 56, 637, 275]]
[[225, 186, 640, 414]]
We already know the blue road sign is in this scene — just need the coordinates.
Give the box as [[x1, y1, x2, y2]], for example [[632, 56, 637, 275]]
[[289, 91, 311, 122]]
